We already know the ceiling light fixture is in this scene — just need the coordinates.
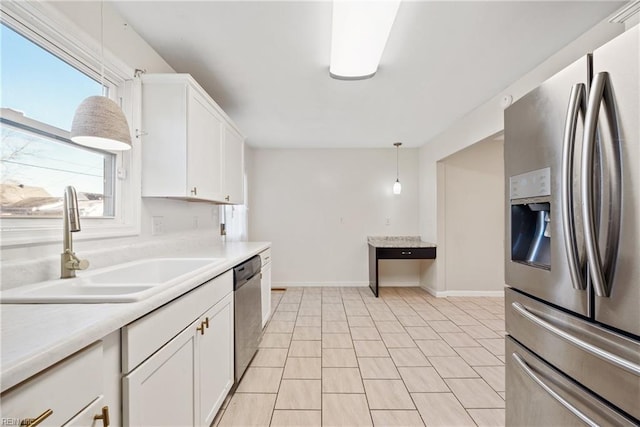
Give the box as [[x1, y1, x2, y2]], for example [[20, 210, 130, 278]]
[[393, 142, 402, 195], [71, 1, 132, 151], [329, 0, 401, 80]]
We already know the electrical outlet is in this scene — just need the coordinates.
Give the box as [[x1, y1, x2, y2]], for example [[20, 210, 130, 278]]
[[152, 216, 164, 235]]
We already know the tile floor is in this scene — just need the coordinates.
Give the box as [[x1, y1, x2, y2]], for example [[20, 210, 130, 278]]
[[216, 287, 506, 427]]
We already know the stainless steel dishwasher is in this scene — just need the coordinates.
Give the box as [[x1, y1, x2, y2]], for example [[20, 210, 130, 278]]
[[233, 255, 262, 383]]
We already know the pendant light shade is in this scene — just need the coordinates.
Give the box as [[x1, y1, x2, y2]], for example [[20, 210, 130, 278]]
[[71, 96, 132, 151], [393, 142, 402, 194]]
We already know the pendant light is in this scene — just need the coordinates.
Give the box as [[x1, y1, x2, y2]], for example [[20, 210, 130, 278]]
[[70, 1, 131, 151], [393, 142, 402, 194]]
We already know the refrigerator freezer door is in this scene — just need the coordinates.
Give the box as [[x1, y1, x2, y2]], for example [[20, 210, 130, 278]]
[[506, 288, 640, 420], [504, 55, 589, 316], [590, 26, 640, 337], [506, 337, 638, 426]]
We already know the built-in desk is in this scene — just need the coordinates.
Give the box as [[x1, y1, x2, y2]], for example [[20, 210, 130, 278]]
[[368, 236, 437, 297]]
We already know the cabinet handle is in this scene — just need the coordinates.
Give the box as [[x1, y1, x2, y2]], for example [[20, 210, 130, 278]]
[[197, 322, 205, 335], [21, 409, 53, 427], [203, 317, 210, 329], [225, 195, 230, 201], [401, 251, 412, 255], [94, 406, 110, 427], [191, 187, 197, 196]]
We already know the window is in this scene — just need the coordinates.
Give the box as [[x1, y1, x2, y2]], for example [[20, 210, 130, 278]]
[[1, 23, 117, 218], [1, 1, 140, 245]]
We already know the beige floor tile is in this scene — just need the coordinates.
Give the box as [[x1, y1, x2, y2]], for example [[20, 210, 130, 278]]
[[278, 303, 300, 312], [283, 357, 322, 379], [388, 348, 430, 367], [345, 307, 370, 316], [219, 393, 276, 426], [415, 309, 448, 321], [271, 410, 322, 427], [359, 357, 401, 379], [428, 356, 479, 378], [354, 341, 390, 357], [293, 326, 322, 341], [465, 308, 498, 319], [271, 311, 297, 322], [397, 315, 427, 327], [374, 320, 405, 333], [250, 348, 289, 367], [380, 333, 416, 348], [322, 333, 354, 348], [398, 366, 449, 392], [322, 393, 372, 427], [428, 320, 463, 333], [323, 296, 342, 304], [411, 393, 475, 427], [468, 409, 506, 427], [480, 318, 506, 331], [324, 311, 348, 321], [371, 410, 425, 426], [415, 339, 457, 356], [236, 367, 283, 393], [323, 321, 349, 333], [477, 338, 505, 356], [455, 347, 503, 366], [445, 378, 505, 408], [460, 324, 501, 339], [498, 391, 506, 400], [363, 380, 415, 410], [296, 316, 322, 327], [348, 316, 375, 327], [405, 326, 439, 340], [260, 333, 292, 348], [322, 367, 364, 393], [446, 314, 482, 326], [289, 340, 322, 357], [322, 348, 358, 367], [323, 303, 344, 312], [275, 379, 322, 410], [299, 307, 322, 316], [474, 366, 505, 392], [370, 310, 397, 321], [439, 332, 480, 347], [350, 327, 382, 340], [267, 320, 296, 334]]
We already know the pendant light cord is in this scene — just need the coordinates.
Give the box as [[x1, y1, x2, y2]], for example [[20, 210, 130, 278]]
[[396, 144, 399, 180]]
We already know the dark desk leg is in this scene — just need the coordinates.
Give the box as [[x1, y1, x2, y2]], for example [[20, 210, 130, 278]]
[[368, 246, 379, 297]]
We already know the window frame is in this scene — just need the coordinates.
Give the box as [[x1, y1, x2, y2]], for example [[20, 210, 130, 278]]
[[0, 1, 141, 246]]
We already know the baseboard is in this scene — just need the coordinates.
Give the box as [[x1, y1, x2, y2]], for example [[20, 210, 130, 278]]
[[272, 281, 369, 288], [420, 287, 505, 297]]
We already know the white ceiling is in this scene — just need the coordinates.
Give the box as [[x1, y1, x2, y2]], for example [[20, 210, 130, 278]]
[[113, 1, 624, 148]]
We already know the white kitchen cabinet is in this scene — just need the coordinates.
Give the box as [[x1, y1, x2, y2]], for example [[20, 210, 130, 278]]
[[0, 342, 112, 427], [122, 271, 234, 427], [141, 74, 244, 204], [199, 293, 234, 426], [260, 248, 272, 328]]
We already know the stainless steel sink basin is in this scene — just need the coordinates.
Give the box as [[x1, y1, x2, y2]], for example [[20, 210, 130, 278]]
[[0, 258, 226, 303]]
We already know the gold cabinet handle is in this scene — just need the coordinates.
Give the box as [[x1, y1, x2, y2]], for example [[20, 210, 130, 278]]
[[94, 406, 110, 427], [203, 317, 210, 329], [196, 322, 205, 335], [21, 409, 53, 427]]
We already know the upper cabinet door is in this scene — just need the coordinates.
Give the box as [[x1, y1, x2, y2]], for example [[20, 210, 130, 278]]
[[188, 90, 224, 201], [223, 126, 245, 204]]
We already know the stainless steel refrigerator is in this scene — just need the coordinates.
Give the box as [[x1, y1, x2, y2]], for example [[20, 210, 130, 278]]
[[504, 25, 639, 426]]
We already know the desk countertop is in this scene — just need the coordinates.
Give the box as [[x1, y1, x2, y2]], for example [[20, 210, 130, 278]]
[[367, 236, 436, 248]]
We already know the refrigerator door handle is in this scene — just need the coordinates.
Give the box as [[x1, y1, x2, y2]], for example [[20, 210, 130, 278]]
[[561, 83, 587, 290], [512, 353, 600, 427], [512, 302, 640, 376], [581, 71, 622, 298]]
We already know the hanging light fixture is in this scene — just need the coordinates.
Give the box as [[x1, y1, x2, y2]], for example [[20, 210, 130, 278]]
[[393, 142, 402, 194], [70, 1, 131, 151]]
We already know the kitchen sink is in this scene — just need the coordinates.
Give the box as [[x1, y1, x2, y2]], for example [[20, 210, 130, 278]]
[[0, 258, 226, 304]]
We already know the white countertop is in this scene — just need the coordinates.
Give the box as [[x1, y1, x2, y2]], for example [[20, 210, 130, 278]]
[[0, 241, 270, 392], [367, 236, 437, 248]]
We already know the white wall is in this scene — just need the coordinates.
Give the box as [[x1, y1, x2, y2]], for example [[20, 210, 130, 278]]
[[435, 137, 504, 296], [418, 19, 624, 294], [1, 1, 225, 288], [249, 148, 420, 287]]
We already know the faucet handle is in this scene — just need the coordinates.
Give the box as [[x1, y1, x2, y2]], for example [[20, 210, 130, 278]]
[[76, 259, 90, 270], [64, 250, 90, 271]]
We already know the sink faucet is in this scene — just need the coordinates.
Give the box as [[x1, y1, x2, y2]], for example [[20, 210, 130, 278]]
[[61, 186, 89, 278]]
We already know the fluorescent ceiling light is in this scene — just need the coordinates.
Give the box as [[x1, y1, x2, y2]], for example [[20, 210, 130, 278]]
[[330, 0, 401, 80]]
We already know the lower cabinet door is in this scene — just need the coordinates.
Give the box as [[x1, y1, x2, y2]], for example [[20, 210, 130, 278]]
[[123, 320, 198, 427], [261, 263, 272, 328], [199, 292, 234, 426]]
